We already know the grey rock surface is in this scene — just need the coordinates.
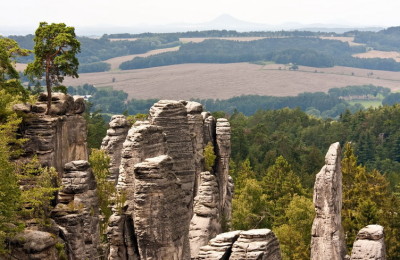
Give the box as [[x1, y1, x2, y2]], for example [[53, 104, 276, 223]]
[[20, 94, 88, 174], [101, 115, 130, 182], [190, 172, 221, 258], [107, 121, 167, 260], [197, 230, 242, 260], [311, 142, 346, 260], [133, 155, 187, 260], [197, 229, 282, 260], [215, 118, 231, 218], [350, 225, 386, 260], [52, 160, 100, 260], [10, 230, 58, 260]]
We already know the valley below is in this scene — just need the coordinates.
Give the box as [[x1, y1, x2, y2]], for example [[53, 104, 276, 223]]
[[63, 62, 400, 100]]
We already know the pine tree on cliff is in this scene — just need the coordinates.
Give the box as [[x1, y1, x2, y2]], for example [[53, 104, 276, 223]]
[[25, 22, 80, 114]]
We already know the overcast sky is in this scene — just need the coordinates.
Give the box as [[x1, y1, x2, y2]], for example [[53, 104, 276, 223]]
[[2, 0, 400, 34]]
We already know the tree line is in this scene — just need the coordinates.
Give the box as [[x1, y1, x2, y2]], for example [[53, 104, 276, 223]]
[[9, 34, 181, 73], [228, 106, 400, 259]]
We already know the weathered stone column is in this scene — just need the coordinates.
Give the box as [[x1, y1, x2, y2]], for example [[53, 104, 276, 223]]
[[215, 118, 231, 214], [311, 142, 346, 260], [107, 121, 167, 260], [52, 160, 100, 260], [198, 229, 282, 260], [133, 155, 187, 260], [19, 93, 88, 175], [350, 225, 386, 260], [101, 115, 130, 183]]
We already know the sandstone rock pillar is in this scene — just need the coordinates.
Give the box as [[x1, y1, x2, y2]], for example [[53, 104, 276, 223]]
[[350, 225, 386, 260], [133, 155, 187, 260], [215, 118, 231, 216], [101, 115, 130, 183], [52, 160, 100, 260], [311, 142, 346, 260]]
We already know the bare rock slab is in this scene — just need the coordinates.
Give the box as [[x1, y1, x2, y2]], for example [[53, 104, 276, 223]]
[[350, 225, 386, 260], [311, 142, 347, 260]]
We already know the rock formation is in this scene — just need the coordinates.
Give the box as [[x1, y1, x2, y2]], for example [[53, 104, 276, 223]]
[[16, 93, 88, 174], [52, 160, 101, 260], [107, 121, 168, 259], [133, 155, 187, 259], [10, 230, 59, 260], [189, 171, 221, 258], [197, 229, 282, 260], [13, 96, 233, 260], [104, 100, 233, 259], [101, 115, 130, 183], [350, 225, 386, 260], [311, 142, 346, 260]]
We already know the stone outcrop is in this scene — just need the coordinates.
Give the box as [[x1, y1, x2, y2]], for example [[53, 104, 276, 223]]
[[101, 115, 130, 182], [189, 171, 221, 258], [104, 100, 233, 259], [133, 155, 187, 259], [149, 100, 196, 208], [197, 229, 282, 260], [10, 230, 59, 260], [215, 118, 232, 219], [107, 121, 168, 260], [311, 142, 346, 260], [52, 160, 100, 260], [197, 230, 242, 260], [17, 93, 88, 174], [350, 225, 386, 260]]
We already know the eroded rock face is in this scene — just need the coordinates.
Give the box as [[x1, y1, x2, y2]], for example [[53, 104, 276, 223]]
[[103, 100, 233, 260], [189, 171, 221, 258], [18, 93, 88, 174], [197, 230, 242, 260], [197, 229, 282, 260], [350, 225, 386, 260], [52, 160, 100, 260], [149, 100, 196, 207], [133, 155, 187, 260], [107, 121, 168, 260], [311, 142, 346, 260], [101, 115, 130, 182], [10, 230, 58, 260], [215, 118, 232, 220]]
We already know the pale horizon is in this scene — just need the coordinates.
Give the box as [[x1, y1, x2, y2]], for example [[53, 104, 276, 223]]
[[2, 0, 400, 35]]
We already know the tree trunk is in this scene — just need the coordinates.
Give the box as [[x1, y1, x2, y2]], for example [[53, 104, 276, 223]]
[[45, 58, 51, 115]]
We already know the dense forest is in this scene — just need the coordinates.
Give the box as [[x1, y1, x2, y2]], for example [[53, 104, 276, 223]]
[[354, 26, 400, 51], [9, 34, 180, 72], [119, 35, 400, 71], [228, 106, 400, 259], [67, 84, 394, 120], [11, 27, 400, 75]]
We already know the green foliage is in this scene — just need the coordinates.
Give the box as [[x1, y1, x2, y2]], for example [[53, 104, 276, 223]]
[[120, 37, 358, 70], [79, 62, 110, 73], [383, 93, 400, 106], [0, 37, 30, 100], [16, 157, 59, 226], [204, 142, 216, 171], [341, 143, 400, 258], [0, 119, 22, 254], [25, 22, 80, 114], [261, 156, 307, 227], [232, 178, 269, 230], [274, 195, 314, 260], [232, 156, 308, 233], [55, 242, 68, 260], [126, 113, 148, 126], [83, 102, 108, 149], [89, 149, 118, 236]]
